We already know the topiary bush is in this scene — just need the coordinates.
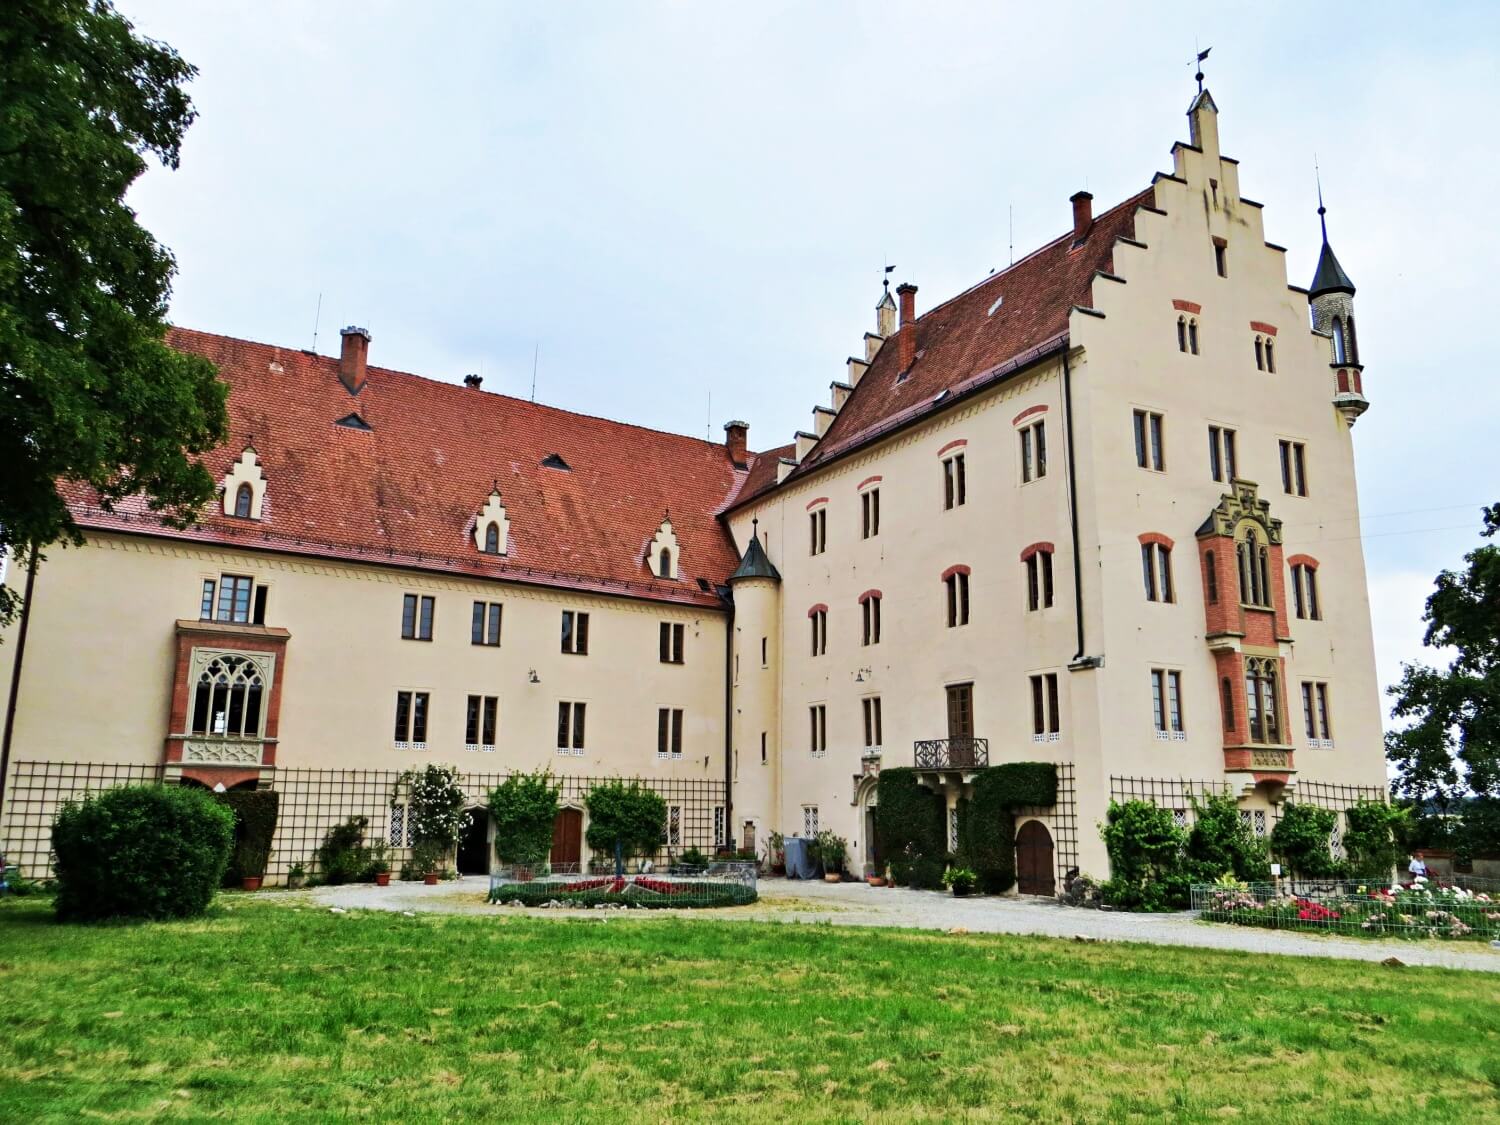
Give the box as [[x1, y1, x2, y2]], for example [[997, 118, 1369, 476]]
[[987, 762, 1058, 809], [1099, 800, 1189, 911], [52, 785, 234, 921], [875, 768, 945, 885], [1270, 802, 1341, 878], [1184, 790, 1271, 884], [486, 770, 560, 869], [585, 781, 667, 865], [215, 789, 279, 885], [966, 770, 1019, 893]]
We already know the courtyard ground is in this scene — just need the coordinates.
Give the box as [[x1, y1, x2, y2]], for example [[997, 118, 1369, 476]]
[[2, 894, 1498, 1122], [311, 875, 1500, 973]]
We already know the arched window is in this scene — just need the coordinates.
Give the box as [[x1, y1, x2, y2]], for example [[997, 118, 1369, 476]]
[[1221, 677, 1235, 732], [1237, 528, 1271, 607], [1177, 317, 1187, 353], [1331, 317, 1347, 364], [1264, 339, 1276, 373], [234, 483, 253, 519], [1245, 658, 1280, 744], [190, 654, 265, 739], [484, 523, 499, 554], [1188, 319, 1199, 355], [1345, 315, 1358, 365], [1254, 337, 1264, 371], [1204, 550, 1218, 605], [659, 548, 672, 578]]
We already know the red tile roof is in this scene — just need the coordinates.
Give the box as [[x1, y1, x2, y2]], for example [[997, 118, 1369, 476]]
[[68, 328, 748, 608], [737, 186, 1156, 504]]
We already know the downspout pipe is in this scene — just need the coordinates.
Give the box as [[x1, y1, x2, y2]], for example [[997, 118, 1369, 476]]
[[720, 587, 734, 853], [1061, 350, 1089, 664], [0, 546, 40, 816]]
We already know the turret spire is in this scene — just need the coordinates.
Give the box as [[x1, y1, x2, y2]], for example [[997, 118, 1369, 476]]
[[1308, 175, 1355, 297]]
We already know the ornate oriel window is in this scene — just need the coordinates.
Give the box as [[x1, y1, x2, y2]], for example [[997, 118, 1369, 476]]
[[190, 653, 266, 739], [1244, 657, 1281, 744], [1237, 529, 1272, 607]]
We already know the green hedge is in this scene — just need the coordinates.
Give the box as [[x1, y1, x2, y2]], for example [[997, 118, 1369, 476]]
[[52, 785, 234, 921], [875, 769, 945, 887], [986, 762, 1058, 809], [489, 878, 755, 909], [959, 763, 1060, 894], [216, 789, 279, 884]]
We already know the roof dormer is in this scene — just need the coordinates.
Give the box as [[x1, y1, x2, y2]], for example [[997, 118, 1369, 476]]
[[474, 488, 510, 555], [222, 447, 266, 521], [647, 515, 680, 579]]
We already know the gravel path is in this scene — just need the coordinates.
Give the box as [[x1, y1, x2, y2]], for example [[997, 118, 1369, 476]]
[[298, 876, 1500, 973]]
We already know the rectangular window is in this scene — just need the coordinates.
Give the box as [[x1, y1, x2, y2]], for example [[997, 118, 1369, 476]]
[[556, 701, 586, 753], [1214, 239, 1228, 278], [809, 704, 827, 756], [761, 636, 768, 667], [760, 731, 767, 763], [1151, 670, 1184, 736], [668, 805, 681, 847], [943, 453, 967, 508], [1279, 440, 1308, 496], [657, 707, 684, 758], [862, 596, 881, 646], [809, 508, 827, 555], [945, 571, 970, 627], [946, 682, 974, 739], [402, 593, 434, 640], [803, 805, 819, 837], [1025, 551, 1055, 612], [560, 610, 590, 654], [861, 489, 880, 538], [863, 696, 883, 749], [1133, 410, 1164, 471], [810, 610, 827, 656], [252, 586, 268, 626], [1209, 425, 1238, 482], [216, 575, 254, 624], [1141, 543, 1173, 603], [471, 601, 502, 646], [1030, 673, 1060, 739], [394, 690, 430, 748], [1302, 681, 1333, 744], [1019, 422, 1047, 482], [200, 578, 216, 621], [659, 621, 685, 663], [465, 694, 498, 749], [1292, 565, 1321, 621]]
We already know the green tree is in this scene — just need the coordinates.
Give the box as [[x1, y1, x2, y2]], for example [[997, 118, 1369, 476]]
[[1386, 504, 1500, 802], [584, 781, 666, 864], [0, 0, 227, 625], [487, 770, 560, 869]]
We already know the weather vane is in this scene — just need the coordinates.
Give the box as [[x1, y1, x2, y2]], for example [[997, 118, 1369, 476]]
[[1192, 44, 1212, 94], [882, 261, 896, 291]]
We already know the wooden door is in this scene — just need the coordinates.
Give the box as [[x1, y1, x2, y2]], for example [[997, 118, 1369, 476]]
[[1015, 820, 1055, 896], [946, 683, 975, 766], [550, 808, 583, 870]]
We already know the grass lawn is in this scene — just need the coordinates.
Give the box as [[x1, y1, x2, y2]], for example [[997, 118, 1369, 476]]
[[1, 896, 1498, 1122]]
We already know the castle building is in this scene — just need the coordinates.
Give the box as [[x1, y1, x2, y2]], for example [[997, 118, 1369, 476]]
[[0, 89, 1386, 885]]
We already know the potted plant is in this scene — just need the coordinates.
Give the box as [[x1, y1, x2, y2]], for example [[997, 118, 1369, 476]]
[[368, 842, 391, 886], [396, 764, 467, 885], [413, 839, 446, 884], [814, 830, 848, 882], [287, 862, 306, 890], [241, 873, 264, 892], [867, 870, 886, 887], [943, 866, 978, 898], [767, 831, 786, 876]]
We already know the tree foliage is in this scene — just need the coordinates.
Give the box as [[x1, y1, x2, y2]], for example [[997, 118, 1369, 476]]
[[486, 770, 560, 868], [1386, 504, 1500, 801], [0, 0, 228, 625], [1184, 791, 1271, 884], [1099, 800, 1190, 911], [584, 781, 666, 862], [1269, 803, 1339, 879]]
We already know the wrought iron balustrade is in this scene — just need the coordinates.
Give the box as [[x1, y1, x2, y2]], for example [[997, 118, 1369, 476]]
[[913, 737, 989, 770]]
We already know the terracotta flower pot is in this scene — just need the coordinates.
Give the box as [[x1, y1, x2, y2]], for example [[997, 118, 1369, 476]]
[[824, 873, 841, 883], [423, 872, 439, 886], [375, 872, 390, 886], [867, 876, 886, 887], [240, 875, 263, 892]]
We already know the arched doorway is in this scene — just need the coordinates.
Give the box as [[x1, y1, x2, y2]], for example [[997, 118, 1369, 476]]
[[1015, 820, 1055, 896], [456, 808, 491, 876], [550, 807, 583, 871]]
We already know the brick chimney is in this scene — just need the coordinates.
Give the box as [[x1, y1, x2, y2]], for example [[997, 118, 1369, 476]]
[[1070, 191, 1093, 245], [723, 420, 749, 466], [339, 326, 370, 394], [463, 373, 483, 389], [896, 283, 918, 372]]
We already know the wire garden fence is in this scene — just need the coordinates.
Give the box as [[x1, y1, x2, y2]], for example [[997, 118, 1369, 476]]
[[489, 861, 757, 909], [1192, 875, 1500, 943]]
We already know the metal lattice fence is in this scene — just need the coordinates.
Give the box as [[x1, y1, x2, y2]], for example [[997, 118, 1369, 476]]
[[0, 760, 726, 883], [1109, 776, 1231, 829], [1015, 762, 1078, 888], [1192, 877, 1500, 942]]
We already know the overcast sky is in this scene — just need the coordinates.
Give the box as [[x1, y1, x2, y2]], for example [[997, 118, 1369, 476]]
[[119, 1, 1499, 725]]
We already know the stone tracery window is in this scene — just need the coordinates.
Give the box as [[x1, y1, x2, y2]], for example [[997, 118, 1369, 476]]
[[1236, 527, 1272, 608], [190, 653, 265, 738], [1244, 657, 1281, 744]]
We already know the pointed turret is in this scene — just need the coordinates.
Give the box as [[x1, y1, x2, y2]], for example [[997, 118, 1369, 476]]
[[729, 528, 781, 583], [1307, 190, 1367, 427]]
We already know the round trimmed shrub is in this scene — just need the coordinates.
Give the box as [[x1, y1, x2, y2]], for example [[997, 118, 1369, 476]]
[[52, 785, 235, 921]]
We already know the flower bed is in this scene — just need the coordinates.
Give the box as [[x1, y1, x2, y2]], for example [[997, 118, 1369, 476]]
[[1196, 880, 1500, 942], [488, 873, 756, 910]]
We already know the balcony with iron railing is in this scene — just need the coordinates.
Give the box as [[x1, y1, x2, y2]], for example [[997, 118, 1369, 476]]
[[913, 737, 989, 771]]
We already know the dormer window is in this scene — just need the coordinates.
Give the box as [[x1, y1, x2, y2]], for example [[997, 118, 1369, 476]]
[[221, 448, 266, 521], [542, 453, 571, 471], [474, 489, 510, 556], [647, 517, 680, 579]]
